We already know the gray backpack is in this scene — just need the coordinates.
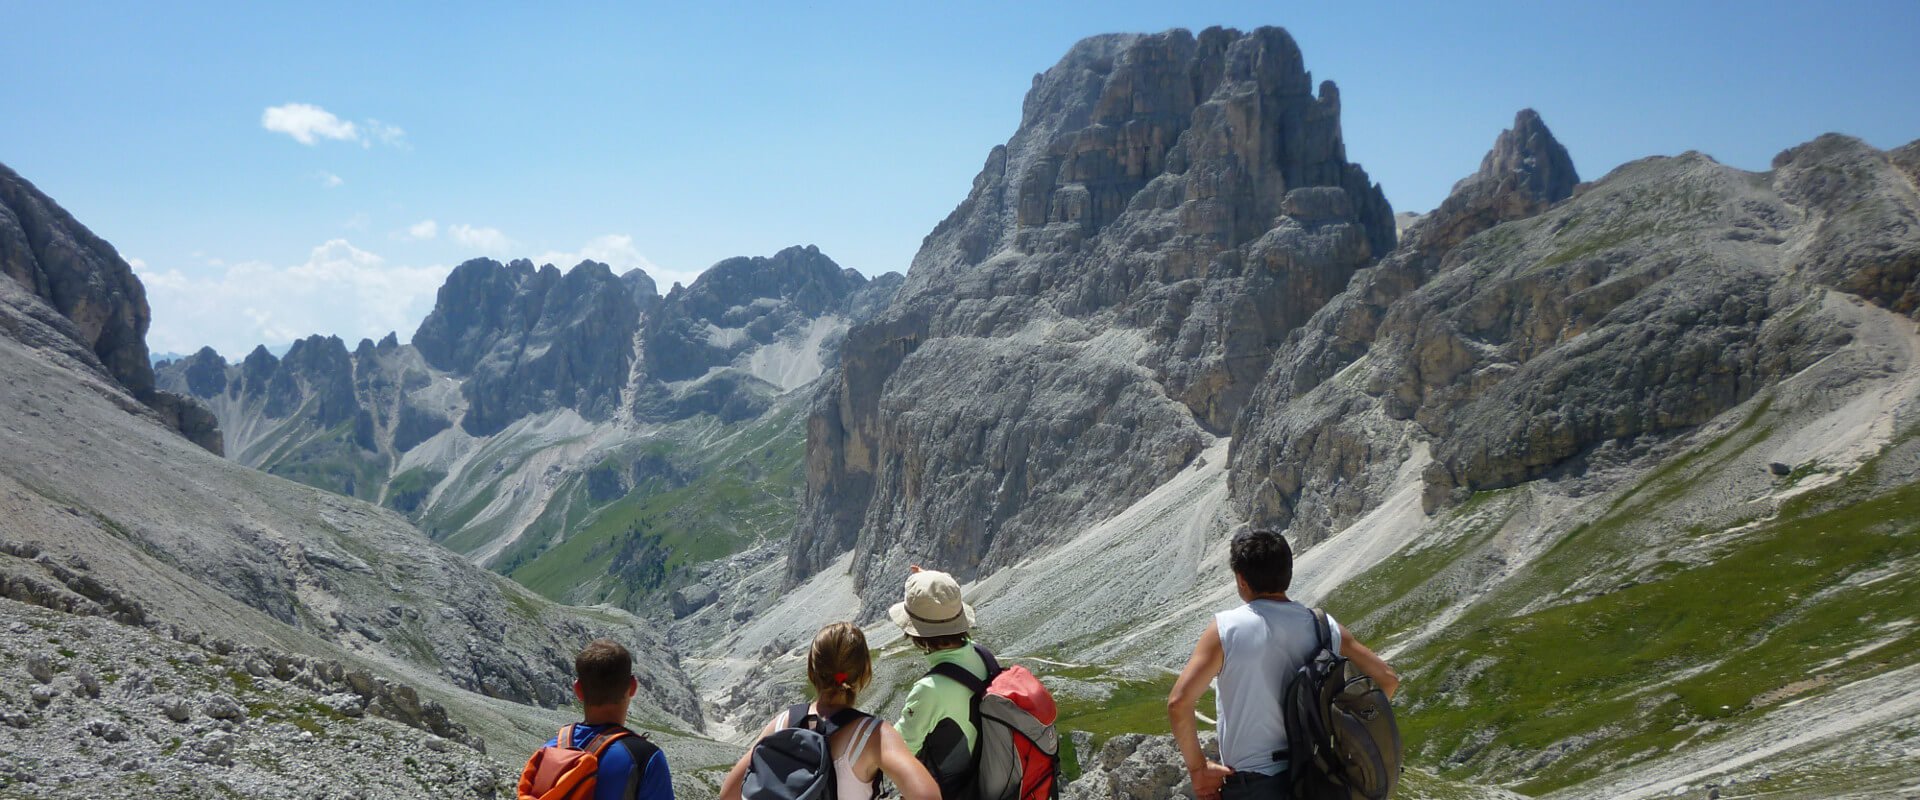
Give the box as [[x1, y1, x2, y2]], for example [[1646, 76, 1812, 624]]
[[1283, 608, 1403, 800], [743, 704, 879, 800]]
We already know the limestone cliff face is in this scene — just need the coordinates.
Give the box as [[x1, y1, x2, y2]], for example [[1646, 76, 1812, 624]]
[[414, 258, 643, 436], [0, 161, 222, 454], [1229, 123, 1920, 542], [793, 26, 1393, 603]]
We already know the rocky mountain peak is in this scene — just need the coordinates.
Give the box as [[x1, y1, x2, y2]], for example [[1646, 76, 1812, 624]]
[[645, 245, 881, 384], [795, 25, 1394, 597], [0, 161, 221, 453], [1460, 108, 1579, 204], [1404, 109, 1581, 258], [176, 346, 230, 398]]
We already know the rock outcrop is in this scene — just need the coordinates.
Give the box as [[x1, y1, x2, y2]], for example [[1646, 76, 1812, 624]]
[[792, 26, 1393, 606], [414, 258, 643, 435], [0, 161, 221, 453], [1230, 121, 1920, 542]]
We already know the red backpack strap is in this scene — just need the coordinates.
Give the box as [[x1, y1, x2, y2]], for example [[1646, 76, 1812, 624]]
[[557, 724, 577, 750]]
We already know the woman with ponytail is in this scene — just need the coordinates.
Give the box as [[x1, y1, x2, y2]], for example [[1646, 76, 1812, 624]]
[[720, 622, 939, 800]]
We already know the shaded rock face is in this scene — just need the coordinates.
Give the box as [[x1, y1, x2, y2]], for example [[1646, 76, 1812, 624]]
[[793, 26, 1393, 603], [1229, 129, 1920, 542], [415, 259, 643, 436], [0, 161, 221, 454], [645, 245, 884, 383], [265, 335, 358, 426], [0, 162, 153, 398]]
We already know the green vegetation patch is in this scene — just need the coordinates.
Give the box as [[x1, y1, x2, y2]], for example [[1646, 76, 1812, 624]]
[[504, 406, 808, 608], [1397, 469, 1920, 793]]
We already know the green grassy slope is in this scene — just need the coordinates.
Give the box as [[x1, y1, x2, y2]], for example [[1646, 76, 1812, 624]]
[[1325, 417, 1920, 794], [501, 403, 808, 609]]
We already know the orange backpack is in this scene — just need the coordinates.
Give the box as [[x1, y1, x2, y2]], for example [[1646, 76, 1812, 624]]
[[517, 724, 636, 800]]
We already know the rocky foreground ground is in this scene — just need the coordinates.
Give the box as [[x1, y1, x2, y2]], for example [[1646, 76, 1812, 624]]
[[0, 597, 511, 798]]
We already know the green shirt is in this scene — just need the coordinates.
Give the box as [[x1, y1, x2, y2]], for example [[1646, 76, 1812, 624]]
[[896, 644, 988, 754]]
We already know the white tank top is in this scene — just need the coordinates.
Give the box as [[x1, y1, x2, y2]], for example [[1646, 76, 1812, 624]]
[[831, 717, 882, 799], [1213, 600, 1341, 775]]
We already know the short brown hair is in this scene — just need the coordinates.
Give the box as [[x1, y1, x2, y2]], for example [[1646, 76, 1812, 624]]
[[808, 623, 872, 706], [575, 638, 633, 705], [909, 632, 969, 652]]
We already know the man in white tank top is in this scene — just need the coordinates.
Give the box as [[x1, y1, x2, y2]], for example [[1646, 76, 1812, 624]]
[[1167, 530, 1400, 800]]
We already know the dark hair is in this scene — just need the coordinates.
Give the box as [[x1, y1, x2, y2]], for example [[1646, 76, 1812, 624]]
[[909, 633, 970, 653], [1230, 530, 1293, 595], [575, 638, 633, 706], [807, 622, 872, 706]]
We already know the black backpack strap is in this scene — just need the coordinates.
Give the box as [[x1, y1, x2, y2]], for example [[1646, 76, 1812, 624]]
[[787, 702, 814, 730], [616, 731, 660, 800], [825, 706, 873, 728], [927, 661, 989, 696], [972, 643, 1003, 679], [1310, 607, 1332, 654]]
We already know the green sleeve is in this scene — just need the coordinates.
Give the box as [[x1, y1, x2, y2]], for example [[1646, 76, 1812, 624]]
[[896, 677, 936, 753]]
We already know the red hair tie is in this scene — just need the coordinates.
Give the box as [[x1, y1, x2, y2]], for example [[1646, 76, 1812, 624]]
[[834, 672, 849, 684]]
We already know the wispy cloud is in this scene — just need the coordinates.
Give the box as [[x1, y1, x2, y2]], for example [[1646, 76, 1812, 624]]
[[134, 240, 452, 356], [449, 223, 513, 254], [319, 171, 345, 188], [261, 103, 408, 149], [365, 119, 408, 149], [262, 103, 359, 145], [405, 219, 438, 240]]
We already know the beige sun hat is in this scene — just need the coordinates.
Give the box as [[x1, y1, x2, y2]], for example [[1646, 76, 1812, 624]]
[[888, 569, 975, 638]]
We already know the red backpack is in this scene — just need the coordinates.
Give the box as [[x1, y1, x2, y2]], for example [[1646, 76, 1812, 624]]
[[928, 645, 1061, 800], [516, 724, 658, 800]]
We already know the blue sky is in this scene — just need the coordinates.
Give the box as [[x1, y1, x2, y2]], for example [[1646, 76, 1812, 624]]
[[4, 1, 1917, 357]]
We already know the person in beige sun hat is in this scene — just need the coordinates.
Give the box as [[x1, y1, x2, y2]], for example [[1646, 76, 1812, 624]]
[[888, 566, 976, 638], [890, 566, 985, 797]]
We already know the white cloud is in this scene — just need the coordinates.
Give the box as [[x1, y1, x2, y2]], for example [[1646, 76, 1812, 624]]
[[405, 219, 438, 240], [531, 234, 699, 287], [261, 104, 408, 149], [261, 103, 359, 145], [135, 240, 452, 357], [449, 223, 513, 254], [532, 234, 660, 272], [319, 172, 344, 188], [365, 119, 408, 149]]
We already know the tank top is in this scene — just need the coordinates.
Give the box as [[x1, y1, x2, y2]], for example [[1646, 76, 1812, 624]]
[[763, 708, 883, 799], [1213, 599, 1342, 775]]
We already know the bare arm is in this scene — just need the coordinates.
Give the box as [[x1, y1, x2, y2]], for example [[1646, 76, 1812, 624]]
[[1339, 628, 1399, 699], [1168, 620, 1232, 800], [873, 720, 941, 800], [717, 715, 783, 800]]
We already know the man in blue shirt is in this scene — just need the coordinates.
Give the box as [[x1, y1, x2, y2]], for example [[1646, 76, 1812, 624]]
[[532, 638, 673, 800]]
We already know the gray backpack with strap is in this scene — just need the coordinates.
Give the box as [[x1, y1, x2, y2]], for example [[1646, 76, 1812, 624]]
[[1282, 608, 1403, 800], [743, 704, 880, 800]]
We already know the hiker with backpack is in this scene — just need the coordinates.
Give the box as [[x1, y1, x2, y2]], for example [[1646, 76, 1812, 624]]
[[719, 622, 940, 800], [1167, 531, 1402, 800], [892, 566, 1060, 800], [517, 638, 672, 800]]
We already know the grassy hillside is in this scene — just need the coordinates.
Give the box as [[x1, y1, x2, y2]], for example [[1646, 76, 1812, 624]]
[[501, 403, 809, 609], [1325, 414, 1920, 794]]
